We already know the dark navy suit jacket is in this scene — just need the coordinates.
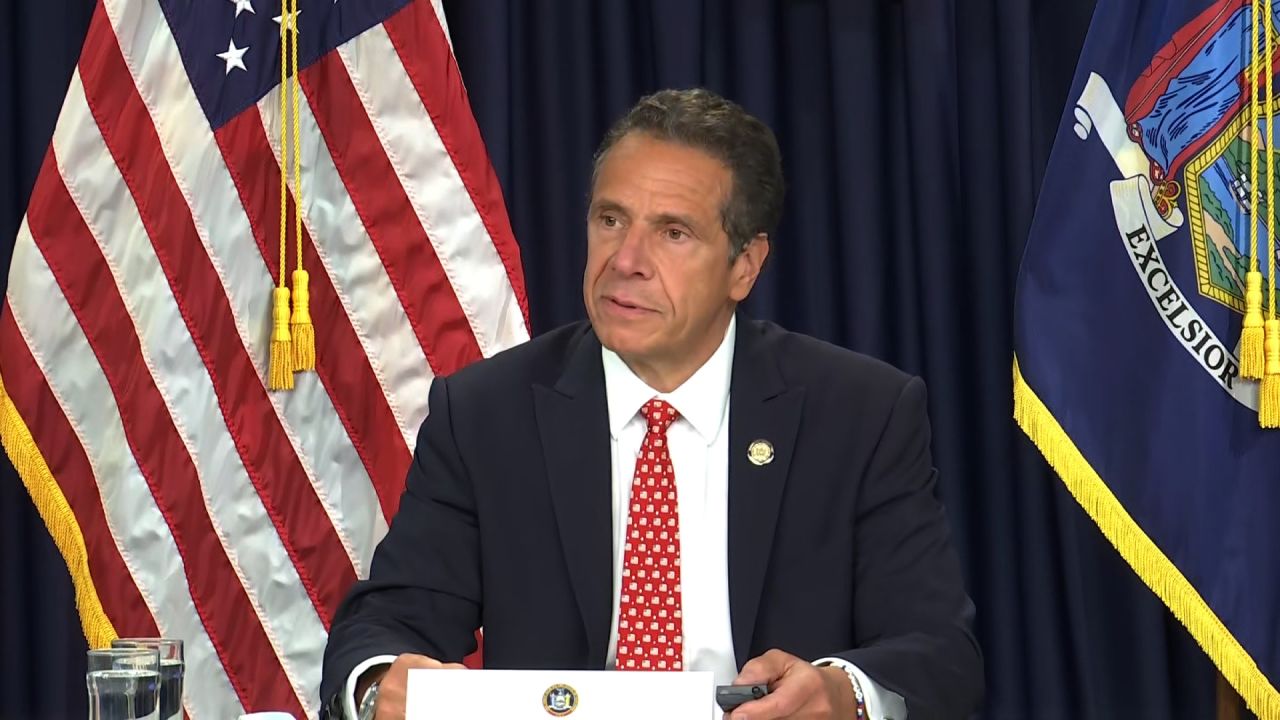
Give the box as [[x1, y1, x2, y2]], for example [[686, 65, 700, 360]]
[[321, 317, 982, 718]]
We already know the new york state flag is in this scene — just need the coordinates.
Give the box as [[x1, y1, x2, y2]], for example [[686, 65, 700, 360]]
[[1015, 0, 1280, 715]]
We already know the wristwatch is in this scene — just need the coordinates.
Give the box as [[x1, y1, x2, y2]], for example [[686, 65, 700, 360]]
[[356, 679, 381, 720]]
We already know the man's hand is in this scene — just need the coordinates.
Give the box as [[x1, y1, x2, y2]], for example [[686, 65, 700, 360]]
[[725, 649, 856, 720], [356, 653, 466, 720]]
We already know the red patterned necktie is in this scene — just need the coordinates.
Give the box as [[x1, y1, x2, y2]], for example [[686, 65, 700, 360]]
[[616, 398, 684, 671]]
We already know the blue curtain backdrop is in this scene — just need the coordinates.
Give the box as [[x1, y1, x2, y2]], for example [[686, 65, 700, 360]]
[[0, 1, 1221, 717]]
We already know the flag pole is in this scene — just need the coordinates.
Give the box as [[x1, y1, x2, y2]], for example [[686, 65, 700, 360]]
[[1217, 671, 1245, 720]]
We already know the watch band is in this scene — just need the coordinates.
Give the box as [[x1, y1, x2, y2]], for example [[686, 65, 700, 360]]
[[356, 679, 381, 720]]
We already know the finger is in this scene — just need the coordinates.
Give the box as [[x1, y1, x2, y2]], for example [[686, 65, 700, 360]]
[[732, 658, 826, 720], [733, 649, 796, 685]]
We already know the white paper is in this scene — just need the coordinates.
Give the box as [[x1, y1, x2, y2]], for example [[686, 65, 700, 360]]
[[405, 668, 718, 719]]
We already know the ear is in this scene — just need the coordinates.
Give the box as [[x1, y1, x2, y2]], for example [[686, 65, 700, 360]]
[[728, 234, 770, 302]]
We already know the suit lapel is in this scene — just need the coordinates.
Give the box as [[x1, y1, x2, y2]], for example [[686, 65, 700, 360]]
[[727, 318, 804, 666], [533, 327, 614, 667]]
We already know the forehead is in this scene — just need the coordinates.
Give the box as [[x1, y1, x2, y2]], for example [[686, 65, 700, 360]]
[[592, 134, 731, 217]]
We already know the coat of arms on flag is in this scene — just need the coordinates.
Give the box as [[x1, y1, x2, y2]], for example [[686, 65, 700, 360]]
[[1016, 0, 1280, 715]]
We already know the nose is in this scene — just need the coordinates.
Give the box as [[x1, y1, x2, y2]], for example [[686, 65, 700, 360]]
[[609, 227, 652, 278]]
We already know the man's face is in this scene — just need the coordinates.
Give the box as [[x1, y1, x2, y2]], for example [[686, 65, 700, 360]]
[[583, 133, 767, 381]]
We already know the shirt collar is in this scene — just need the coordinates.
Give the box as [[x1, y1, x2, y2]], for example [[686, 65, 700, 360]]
[[601, 315, 736, 443]]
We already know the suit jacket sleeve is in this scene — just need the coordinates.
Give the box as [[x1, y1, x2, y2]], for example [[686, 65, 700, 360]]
[[320, 376, 481, 706], [833, 376, 983, 718]]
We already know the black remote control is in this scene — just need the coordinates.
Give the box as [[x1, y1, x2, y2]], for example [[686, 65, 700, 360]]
[[715, 683, 770, 711]]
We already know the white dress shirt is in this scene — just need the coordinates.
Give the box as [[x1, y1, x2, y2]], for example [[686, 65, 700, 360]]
[[601, 315, 738, 683], [343, 316, 906, 719], [600, 316, 905, 719]]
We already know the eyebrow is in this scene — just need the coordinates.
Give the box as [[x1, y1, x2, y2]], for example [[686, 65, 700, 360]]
[[589, 199, 628, 217], [589, 199, 701, 233], [648, 212, 699, 231]]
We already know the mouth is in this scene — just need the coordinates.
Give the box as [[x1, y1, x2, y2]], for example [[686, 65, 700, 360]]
[[602, 295, 655, 315]]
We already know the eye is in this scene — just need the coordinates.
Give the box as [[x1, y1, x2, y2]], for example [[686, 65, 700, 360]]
[[665, 228, 687, 241], [601, 213, 620, 228]]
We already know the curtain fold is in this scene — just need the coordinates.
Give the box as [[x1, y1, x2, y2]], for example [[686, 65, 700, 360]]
[[0, 0, 1219, 716]]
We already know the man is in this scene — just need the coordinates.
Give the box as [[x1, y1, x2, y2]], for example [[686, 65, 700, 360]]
[[321, 88, 982, 719]]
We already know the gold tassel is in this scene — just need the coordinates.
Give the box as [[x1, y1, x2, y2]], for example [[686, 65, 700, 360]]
[[290, 269, 315, 371], [1260, 319, 1280, 427], [286, 0, 315, 376], [1241, 271, 1265, 378], [1246, 1, 1265, 384], [269, 286, 295, 390], [1261, 0, 1279, 428]]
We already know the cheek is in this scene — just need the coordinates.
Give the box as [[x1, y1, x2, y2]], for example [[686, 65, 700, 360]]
[[660, 267, 703, 316], [587, 229, 623, 266], [676, 271, 731, 324], [582, 268, 601, 314], [583, 247, 608, 287]]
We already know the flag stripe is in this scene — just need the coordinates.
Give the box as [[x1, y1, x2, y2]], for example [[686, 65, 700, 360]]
[[101, 0, 383, 587], [254, 85, 431, 454], [27, 154, 295, 713], [80, 8, 357, 638], [235, 86, 422, 507], [300, 46, 485, 374], [51, 65, 330, 714], [216, 107, 411, 527], [6, 2, 533, 714], [0, 308, 159, 641], [341, 23, 528, 363], [14, 198, 259, 718], [384, 0, 530, 335], [428, 0, 454, 48]]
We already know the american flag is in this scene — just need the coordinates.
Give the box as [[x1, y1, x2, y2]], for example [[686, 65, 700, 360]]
[[0, 0, 528, 717]]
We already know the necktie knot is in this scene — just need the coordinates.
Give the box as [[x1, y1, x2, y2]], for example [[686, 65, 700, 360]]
[[641, 398, 679, 435]]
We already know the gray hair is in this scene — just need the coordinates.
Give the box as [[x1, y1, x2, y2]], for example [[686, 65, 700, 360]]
[[591, 88, 785, 259]]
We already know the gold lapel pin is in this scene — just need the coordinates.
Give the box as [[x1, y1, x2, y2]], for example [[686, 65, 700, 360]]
[[747, 439, 774, 466]]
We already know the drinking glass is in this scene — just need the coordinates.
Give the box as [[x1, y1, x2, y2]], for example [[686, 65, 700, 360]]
[[86, 647, 160, 720], [112, 639, 184, 720]]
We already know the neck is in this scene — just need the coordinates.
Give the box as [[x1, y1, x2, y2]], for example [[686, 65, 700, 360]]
[[621, 359, 699, 394], [617, 312, 734, 393]]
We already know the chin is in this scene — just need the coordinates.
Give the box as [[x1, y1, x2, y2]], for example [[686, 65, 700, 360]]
[[593, 323, 651, 357]]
